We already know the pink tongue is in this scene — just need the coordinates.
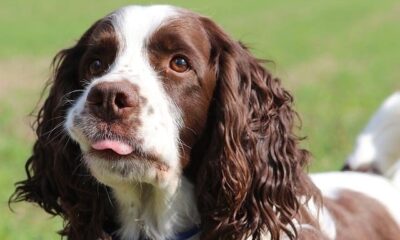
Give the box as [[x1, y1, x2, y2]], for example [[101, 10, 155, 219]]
[[92, 140, 133, 155]]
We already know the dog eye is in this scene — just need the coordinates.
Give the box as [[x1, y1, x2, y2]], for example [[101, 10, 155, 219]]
[[170, 56, 190, 73], [88, 59, 104, 75]]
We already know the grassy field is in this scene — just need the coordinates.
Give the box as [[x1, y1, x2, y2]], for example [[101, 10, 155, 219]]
[[1, 0, 400, 239]]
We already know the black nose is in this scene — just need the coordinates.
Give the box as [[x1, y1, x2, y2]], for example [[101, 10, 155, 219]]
[[86, 81, 139, 121]]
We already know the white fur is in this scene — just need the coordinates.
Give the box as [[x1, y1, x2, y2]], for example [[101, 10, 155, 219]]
[[66, 5, 182, 184], [305, 199, 336, 239], [64, 5, 200, 240], [346, 92, 400, 187], [113, 177, 200, 240], [258, 171, 400, 240], [311, 171, 400, 225], [111, 5, 183, 174]]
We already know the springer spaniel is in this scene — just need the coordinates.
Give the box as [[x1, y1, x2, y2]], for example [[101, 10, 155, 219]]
[[11, 5, 400, 240], [343, 92, 400, 188]]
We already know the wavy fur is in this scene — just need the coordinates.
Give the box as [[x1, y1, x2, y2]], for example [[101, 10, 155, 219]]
[[10, 21, 117, 239], [193, 17, 319, 240]]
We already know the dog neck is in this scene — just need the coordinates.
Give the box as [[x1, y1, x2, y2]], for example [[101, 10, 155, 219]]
[[112, 176, 200, 240]]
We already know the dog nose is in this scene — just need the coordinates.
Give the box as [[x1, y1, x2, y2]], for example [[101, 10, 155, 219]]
[[86, 81, 139, 121]]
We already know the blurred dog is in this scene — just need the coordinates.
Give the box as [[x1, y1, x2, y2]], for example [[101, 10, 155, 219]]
[[343, 92, 400, 188]]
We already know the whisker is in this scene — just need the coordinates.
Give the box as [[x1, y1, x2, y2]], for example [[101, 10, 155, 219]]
[[178, 138, 191, 150], [81, 79, 91, 87], [72, 156, 87, 176], [42, 121, 65, 138], [61, 89, 85, 100], [104, 186, 114, 208], [183, 126, 198, 136], [47, 125, 68, 143], [67, 88, 86, 95]]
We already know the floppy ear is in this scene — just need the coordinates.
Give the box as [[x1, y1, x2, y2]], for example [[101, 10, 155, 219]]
[[195, 18, 318, 240], [10, 22, 115, 239]]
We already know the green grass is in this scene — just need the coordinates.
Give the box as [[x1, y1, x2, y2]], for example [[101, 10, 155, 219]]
[[1, 0, 400, 238]]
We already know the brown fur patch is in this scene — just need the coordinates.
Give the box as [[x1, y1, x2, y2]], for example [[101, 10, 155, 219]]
[[324, 190, 400, 240], [147, 15, 217, 168]]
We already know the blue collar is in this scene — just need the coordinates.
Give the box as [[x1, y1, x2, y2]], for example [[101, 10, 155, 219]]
[[170, 225, 201, 240]]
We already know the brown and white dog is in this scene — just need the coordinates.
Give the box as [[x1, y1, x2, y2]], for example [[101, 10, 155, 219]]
[[343, 92, 400, 189], [11, 5, 400, 240]]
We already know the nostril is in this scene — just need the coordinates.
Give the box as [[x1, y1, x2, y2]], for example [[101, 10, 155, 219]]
[[115, 92, 129, 109]]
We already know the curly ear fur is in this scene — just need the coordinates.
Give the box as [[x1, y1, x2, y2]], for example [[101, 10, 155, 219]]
[[10, 21, 116, 240], [195, 18, 319, 240]]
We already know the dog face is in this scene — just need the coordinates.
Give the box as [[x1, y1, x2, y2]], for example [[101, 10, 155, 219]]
[[65, 6, 217, 188]]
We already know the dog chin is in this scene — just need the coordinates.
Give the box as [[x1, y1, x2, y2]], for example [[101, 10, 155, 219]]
[[83, 152, 175, 189]]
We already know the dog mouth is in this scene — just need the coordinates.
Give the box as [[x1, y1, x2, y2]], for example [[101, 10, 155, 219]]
[[69, 118, 172, 174], [87, 138, 168, 170], [92, 139, 134, 156], [88, 139, 151, 161]]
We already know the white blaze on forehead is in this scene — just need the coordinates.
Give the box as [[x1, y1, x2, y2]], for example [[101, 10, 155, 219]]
[[111, 5, 178, 63]]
